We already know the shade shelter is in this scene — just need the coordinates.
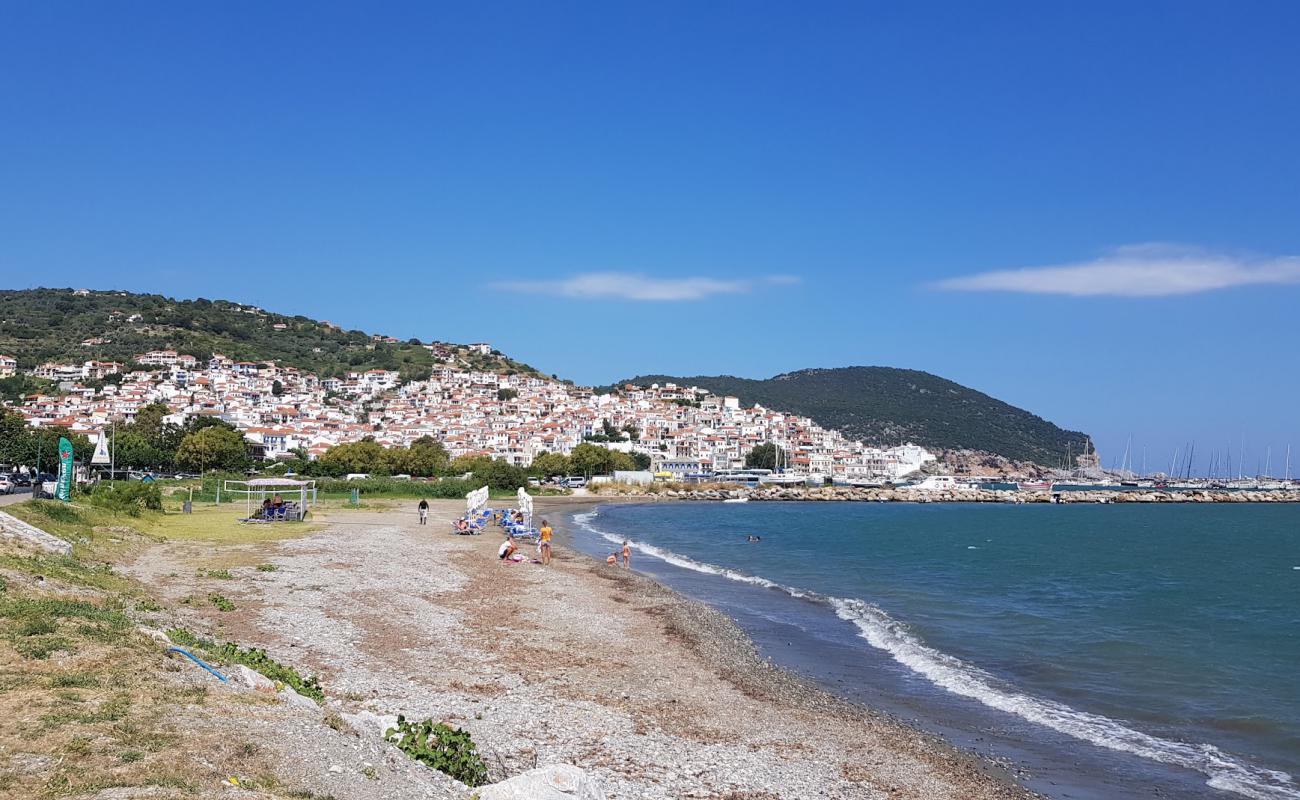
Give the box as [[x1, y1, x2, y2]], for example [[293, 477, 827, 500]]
[[224, 477, 317, 522]]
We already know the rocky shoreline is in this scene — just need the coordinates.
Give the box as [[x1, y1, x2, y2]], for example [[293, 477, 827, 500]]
[[593, 486, 1300, 504]]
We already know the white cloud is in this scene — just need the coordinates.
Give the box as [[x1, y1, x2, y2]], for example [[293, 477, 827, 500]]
[[492, 271, 800, 301], [933, 244, 1300, 297]]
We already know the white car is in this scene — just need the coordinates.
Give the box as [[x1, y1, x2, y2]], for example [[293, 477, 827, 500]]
[[0, 477, 13, 495], [564, 476, 587, 489]]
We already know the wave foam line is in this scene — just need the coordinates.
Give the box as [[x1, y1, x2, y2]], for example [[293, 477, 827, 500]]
[[571, 510, 1299, 800]]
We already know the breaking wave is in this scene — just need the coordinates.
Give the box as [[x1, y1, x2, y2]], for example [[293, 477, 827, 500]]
[[571, 509, 1299, 800]]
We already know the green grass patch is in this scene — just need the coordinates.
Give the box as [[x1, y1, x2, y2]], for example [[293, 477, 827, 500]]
[[166, 628, 323, 702], [0, 553, 133, 593], [207, 594, 235, 612], [200, 568, 234, 579], [1, 596, 131, 661], [49, 671, 100, 688], [255, 563, 278, 572]]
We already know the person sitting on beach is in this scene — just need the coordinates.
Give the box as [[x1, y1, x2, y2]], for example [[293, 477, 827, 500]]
[[622, 539, 631, 570], [261, 498, 273, 518], [606, 552, 618, 566], [539, 519, 553, 565], [499, 539, 518, 561], [272, 493, 284, 508], [456, 518, 470, 533], [513, 510, 524, 524]]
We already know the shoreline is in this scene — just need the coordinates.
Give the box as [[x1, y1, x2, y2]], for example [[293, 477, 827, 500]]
[[123, 499, 1041, 799], [535, 497, 1041, 798], [580, 486, 1300, 503]]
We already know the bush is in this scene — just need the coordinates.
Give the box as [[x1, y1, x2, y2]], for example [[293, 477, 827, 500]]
[[25, 500, 84, 524], [385, 716, 489, 786], [88, 482, 163, 516]]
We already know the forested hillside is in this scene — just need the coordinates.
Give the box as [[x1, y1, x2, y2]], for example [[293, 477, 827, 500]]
[[617, 367, 1089, 465], [0, 288, 540, 380]]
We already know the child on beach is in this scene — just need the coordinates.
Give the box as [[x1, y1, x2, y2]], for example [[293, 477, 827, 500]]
[[539, 520, 553, 565]]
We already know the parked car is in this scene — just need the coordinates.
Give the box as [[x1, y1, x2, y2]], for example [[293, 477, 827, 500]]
[[563, 476, 587, 489], [11, 474, 32, 487], [0, 477, 13, 495]]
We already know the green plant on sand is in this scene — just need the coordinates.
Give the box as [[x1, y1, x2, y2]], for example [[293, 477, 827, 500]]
[[385, 715, 488, 787], [166, 628, 323, 702]]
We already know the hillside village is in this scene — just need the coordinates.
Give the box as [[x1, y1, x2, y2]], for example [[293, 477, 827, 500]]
[[1, 346, 936, 481]]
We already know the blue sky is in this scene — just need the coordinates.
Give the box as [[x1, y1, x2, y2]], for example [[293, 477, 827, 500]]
[[2, 2, 1298, 472]]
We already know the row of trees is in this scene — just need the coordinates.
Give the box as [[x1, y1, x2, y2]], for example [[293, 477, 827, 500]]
[[0, 410, 93, 471], [105, 402, 252, 473], [280, 439, 650, 484]]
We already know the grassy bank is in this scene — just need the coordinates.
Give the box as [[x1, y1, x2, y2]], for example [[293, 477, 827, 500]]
[[0, 500, 342, 797]]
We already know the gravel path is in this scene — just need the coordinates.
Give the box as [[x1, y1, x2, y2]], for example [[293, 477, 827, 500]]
[[125, 501, 1040, 800]]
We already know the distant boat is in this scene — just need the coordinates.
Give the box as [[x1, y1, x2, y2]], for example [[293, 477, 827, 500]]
[[1017, 480, 1052, 491], [722, 497, 749, 503]]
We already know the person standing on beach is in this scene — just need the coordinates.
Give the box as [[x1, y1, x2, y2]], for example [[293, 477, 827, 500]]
[[539, 519, 553, 565], [622, 539, 631, 570], [417, 498, 429, 525]]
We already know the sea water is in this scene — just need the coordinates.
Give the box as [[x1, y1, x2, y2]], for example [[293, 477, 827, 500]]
[[567, 502, 1300, 800]]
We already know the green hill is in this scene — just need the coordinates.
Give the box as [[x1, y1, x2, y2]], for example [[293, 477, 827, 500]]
[[616, 367, 1089, 465], [0, 288, 541, 381]]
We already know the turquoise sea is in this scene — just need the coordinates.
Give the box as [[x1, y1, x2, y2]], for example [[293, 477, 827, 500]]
[[566, 502, 1300, 800]]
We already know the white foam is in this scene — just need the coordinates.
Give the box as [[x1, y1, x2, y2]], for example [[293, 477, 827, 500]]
[[571, 510, 1300, 800]]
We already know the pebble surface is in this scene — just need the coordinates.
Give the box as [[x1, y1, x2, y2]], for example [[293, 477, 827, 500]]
[[126, 500, 1044, 800]]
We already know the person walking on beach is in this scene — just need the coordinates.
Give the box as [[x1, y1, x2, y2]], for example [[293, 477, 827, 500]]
[[417, 498, 429, 525], [622, 539, 631, 570], [539, 519, 553, 565]]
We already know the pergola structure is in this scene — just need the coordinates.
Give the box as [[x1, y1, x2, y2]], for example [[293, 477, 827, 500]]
[[223, 477, 317, 522]]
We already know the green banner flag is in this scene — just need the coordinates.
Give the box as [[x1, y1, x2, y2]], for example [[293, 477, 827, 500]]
[[56, 436, 74, 502]]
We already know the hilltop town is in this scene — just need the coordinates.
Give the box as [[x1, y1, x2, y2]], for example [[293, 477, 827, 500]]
[[0, 345, 937, 481]]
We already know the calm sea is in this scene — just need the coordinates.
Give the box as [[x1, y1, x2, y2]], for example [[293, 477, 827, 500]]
[[565, 502, 1300, 800]]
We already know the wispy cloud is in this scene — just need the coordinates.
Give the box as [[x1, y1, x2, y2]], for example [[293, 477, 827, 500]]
[[492, 272, 800, 301], [933, 244, 1300, 297]]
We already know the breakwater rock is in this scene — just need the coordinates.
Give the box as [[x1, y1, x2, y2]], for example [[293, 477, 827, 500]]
[[599, 487, 1300, 504]]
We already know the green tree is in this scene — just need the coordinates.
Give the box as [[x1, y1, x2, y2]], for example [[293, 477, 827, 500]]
[[630, 451, 652, 471], [497, 388, 518, 402], [472, 459, 528, 490], [529, 451, 570, 478], [112, 429, 170, 470], [744, 443, 786, 471], [319, 438, 389, 476], [568, 443, 634, 477], [271, 380, 284, 396], [175, 427, 250, 472], [404, 436, 449, 477], [449, 454, 493, 476]]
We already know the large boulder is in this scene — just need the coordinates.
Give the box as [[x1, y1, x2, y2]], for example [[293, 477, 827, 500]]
[[477, 765, 605, 800]]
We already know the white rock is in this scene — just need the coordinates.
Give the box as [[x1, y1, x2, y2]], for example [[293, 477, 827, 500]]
[[235, 664, 276, 693], [277, 686, 318, 709], [341, 710, 400, 740], [477, 765, 605, 800], [136, 626, 172, 646]]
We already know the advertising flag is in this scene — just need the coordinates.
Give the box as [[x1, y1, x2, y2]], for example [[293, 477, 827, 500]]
[[56, 437, 74, 502], [91, 432, 111, 465]]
